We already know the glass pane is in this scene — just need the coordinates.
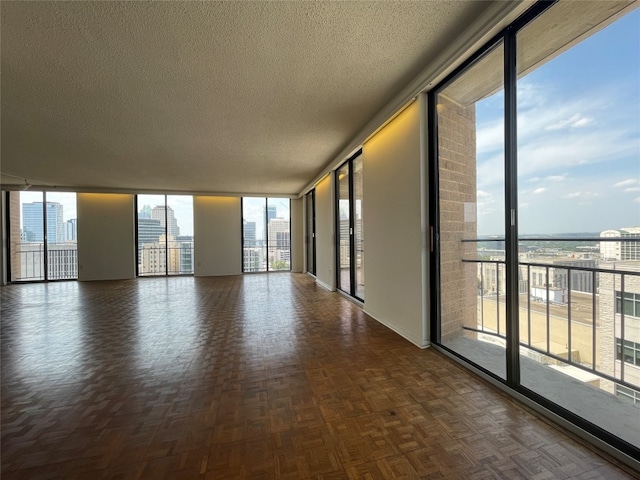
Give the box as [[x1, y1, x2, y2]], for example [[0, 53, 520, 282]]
[[306, 191, 315, 275], [46, 192, 77, 280], [353, 156, 364, 300], [517, 4, 640, 448], [137, 194, 166, 276], [11, 191, 45, 281], [267, 198, 290, 271], [337, 164, 351, 293], [243, 198, 266, 272], [437, 42, 506, 379], [167, 195, 193, 275]]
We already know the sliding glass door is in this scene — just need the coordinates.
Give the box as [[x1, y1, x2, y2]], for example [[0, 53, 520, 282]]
[[336, 151, 364, 301], [242, 197, 291, 272], [432, 1, 639, 459], [8, 191, 77, 282], [435, 42, 506, 378], [136, 194, 193, 276]]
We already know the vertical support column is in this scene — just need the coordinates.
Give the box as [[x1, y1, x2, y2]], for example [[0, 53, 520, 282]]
[[419, 92, 431, 347]]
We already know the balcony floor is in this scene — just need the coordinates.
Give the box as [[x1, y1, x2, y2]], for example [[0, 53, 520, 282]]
[[442, 335, 640, 449], [1, 274, 637, 479]]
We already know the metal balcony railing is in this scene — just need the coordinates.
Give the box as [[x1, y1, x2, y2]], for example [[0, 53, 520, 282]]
[[460, 237, 640, 395], [12, 245, 78, 281]]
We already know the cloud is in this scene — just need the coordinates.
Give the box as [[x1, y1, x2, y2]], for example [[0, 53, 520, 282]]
[[613, 178, 639, 188], [533, 187, 546, 194], [527, 174, 567, 183], [546, 113, 593, 131], [624, 187, 640, 193], [565, 192, 601, 199], [635, 197, 640, 203], [546, 175, 567, 182]]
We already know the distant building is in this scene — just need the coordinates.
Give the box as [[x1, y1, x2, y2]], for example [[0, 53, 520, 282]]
[[268, 218, 290, 268], [243, 248, 263, 272], [138, 204, 152, 219], [22, 201, 64, 243], [243, 220, 256, 247], [65, 219, 77, 242], [151, 205, 180, 238], [138, 218, 164, 245], [600, 228, 640, 261], [599, 261, 640, 404]]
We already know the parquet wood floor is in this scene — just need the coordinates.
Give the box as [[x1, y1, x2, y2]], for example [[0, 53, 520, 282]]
[[1, 274, 636, 479]]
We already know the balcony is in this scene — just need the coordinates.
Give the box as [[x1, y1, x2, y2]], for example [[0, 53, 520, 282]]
[[440, 238, 640, 450], [11, 243, 77, 281]]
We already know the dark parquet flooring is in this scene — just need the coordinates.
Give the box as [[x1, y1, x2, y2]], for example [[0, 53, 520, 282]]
[[1, 274, 636, 479]]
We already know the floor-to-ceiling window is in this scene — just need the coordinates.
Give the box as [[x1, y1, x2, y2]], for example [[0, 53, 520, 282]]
[[136, 194, 193, 276], [8, 191, 78, 282], [432, 1, 639, 461], [305, 190, 316, 276], [335, 150, 364, 301], [435, 41, 506, 379], [242, 197, 291, 272]]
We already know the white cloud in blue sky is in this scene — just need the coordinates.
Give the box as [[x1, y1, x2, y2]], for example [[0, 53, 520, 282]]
[[475, 8, 639, 235]]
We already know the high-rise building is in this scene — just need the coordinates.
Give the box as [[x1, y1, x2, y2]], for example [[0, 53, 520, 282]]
[[65, 219, 77, 242], [243, 220, 256, 247], [151, 205, 180, 239], [139, 205, 152, 219], [22, 202, 64, 243], [138, 218, 164, 245]]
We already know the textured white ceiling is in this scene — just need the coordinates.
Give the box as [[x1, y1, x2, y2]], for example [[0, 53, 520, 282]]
[[2, 0, 505, 195]]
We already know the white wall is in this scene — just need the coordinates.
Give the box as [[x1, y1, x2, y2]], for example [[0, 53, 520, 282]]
[[315, 174, 335, 290], [77, 193, 136, 281], [361, 101, 428, 347], [290, 198, 303, 273], [193, 196, 241, 276]]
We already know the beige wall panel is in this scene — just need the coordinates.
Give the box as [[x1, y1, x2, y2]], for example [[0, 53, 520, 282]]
[[194, 196, 241, 276], [362, 102, 426, 347], [77, 193, 135, 281]]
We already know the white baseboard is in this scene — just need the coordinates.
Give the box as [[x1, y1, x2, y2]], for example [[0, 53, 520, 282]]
[[363, 306, 430, 349]]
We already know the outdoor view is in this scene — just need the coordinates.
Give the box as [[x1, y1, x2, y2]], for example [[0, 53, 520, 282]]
[[9, 191, 78, 281], [242, 197, 291, 272], [137, 194, 194, 276], [438, 3, 639, 449]]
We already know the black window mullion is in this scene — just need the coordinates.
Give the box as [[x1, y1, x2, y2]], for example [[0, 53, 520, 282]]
[[348, 160, 357, 297], [43, 192, 49, 281], [504, 28, 520, 387], [134, 195, 140, 277], [265, 198, 269, 272], [5, 192, 12, 282], [164, 195, 169, 276], [428, 90, 441, 344]]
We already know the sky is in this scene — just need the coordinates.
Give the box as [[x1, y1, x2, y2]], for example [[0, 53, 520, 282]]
[[475, 7, 640, 235]]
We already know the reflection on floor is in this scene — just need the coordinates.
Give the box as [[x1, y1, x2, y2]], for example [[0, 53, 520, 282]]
[[1, 274, 635, 479]]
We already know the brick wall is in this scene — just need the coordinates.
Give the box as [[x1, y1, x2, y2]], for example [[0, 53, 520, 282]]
[[437, 95, 478, 341]]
